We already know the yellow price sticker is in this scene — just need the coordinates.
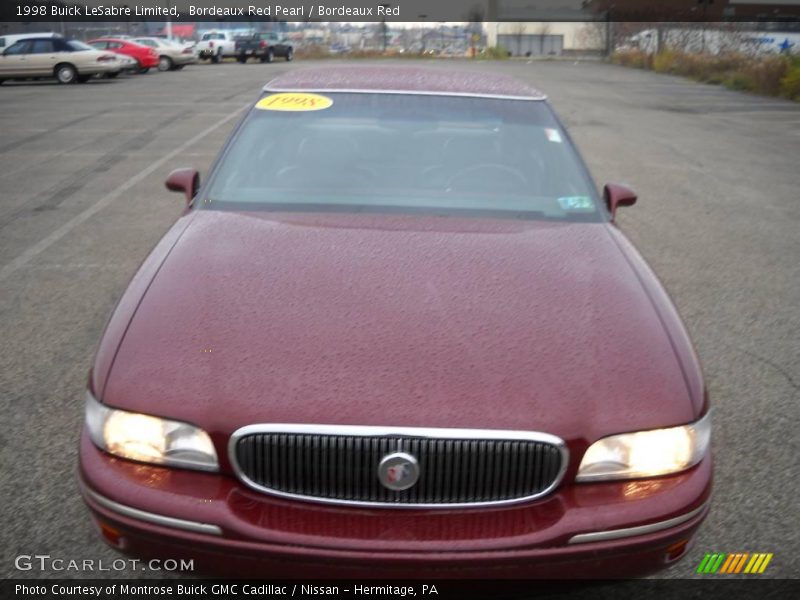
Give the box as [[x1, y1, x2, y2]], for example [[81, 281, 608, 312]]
[[256, 93, 333, 112]]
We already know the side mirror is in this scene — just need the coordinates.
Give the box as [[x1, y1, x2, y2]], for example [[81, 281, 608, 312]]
[[603, 183, 637, 221], [165, 168, 199, 204]]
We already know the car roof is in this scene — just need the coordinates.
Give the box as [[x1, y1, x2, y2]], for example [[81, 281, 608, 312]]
[[2, 32, 60, 39], [262, 67, 547, 101], [11, 37, 58, 42]]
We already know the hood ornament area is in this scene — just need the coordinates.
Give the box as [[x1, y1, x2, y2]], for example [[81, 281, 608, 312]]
[[378, 452, 420, 491]]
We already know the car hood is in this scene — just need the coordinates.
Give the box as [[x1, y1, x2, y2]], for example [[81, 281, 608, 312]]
[[103, 210, 695, 448]]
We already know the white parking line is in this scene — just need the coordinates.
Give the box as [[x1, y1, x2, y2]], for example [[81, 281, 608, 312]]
[[0, 103, 249, 283]]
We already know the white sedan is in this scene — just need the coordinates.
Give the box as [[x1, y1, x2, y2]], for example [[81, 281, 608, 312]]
[[0, 37, 122, 84]]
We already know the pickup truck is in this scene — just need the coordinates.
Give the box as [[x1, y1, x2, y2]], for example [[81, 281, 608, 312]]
[[234, 32, 294, 63], [196, 31, 237, 63]]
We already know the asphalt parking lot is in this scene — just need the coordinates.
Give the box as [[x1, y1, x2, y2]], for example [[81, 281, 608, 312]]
[[0, 59, 798, 581]]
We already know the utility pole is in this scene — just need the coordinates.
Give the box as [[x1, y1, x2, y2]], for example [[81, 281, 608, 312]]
[[418, 14, 427, 54], [166, 0, 173, 40], [698, 0, 713, 53], [379, 4, 391, 52]]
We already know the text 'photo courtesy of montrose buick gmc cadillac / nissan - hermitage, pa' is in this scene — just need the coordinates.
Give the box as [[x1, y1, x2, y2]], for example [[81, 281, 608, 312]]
[[78, 66, 712, 579]]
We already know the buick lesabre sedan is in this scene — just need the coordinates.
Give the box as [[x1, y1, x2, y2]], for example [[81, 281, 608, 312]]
[[0, 37, 122, 84], [79, 67, 712, 578]]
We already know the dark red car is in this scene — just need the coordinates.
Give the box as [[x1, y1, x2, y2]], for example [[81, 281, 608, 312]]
[[88, 38, 159, 73], [79, 67, 712, 578]]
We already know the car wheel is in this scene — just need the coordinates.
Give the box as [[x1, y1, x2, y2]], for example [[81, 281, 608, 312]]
[[77, 74, 92, 83], [238, 53, 247, 64], [211, 50, 221, 64], [262, 49, 274, 63], [158, 56, 173, 71], [54, 63, 77, 84], [286, 48, 293, 62]]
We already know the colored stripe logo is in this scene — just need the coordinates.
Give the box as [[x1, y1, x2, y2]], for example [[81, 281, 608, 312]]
[[697, 552, 773, 574]]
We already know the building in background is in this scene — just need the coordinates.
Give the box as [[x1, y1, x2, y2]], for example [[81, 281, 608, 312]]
[[485, 22, 607, 56]]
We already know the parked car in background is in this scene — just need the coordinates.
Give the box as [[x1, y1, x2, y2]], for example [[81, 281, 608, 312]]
[[88, 38, 158, 74], [196, 31, 237, 63], [131, 37, 196, 71], [234, 32, 293, 63], [328, 43, 350, 55], [0, 38, 121, 84]]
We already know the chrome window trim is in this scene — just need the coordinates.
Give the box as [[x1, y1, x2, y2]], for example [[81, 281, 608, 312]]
[[568, 502, 709, 544], [84, 487, 222, 536], [260, 87, 547, 102], [228, 423, 569, 509]]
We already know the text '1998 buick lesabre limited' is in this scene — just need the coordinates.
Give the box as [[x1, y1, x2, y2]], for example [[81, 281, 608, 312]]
[[79, 67, 712, 578]]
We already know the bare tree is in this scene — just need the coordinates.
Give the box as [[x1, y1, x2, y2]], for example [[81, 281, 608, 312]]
[[510, 22, 527, 56], [577, 21, 606, 54], [715, 22, 752, 56], [397, 27, 414, 53], [537, 22, 551, 55], [465, 3, 484, 57]]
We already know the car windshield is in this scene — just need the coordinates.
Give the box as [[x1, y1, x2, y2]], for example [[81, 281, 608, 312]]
[[204, 93, 601, 222], [67, 40, 94, 51]]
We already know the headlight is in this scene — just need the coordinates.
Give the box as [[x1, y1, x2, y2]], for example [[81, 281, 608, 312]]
[[85, 392, 218, 472], [576, 412, 711, 482]]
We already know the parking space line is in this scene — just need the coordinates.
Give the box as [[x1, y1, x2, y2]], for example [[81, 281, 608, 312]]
[[0, 103, 249, 283], [0, 111, 110, 154]]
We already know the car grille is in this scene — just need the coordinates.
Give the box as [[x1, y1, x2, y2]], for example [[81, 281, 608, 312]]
[[230, 426, 566, 507]]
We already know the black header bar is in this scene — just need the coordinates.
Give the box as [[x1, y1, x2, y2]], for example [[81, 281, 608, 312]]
[[2, 0, 800, 24]]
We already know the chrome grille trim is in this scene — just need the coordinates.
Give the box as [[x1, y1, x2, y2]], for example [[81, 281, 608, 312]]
[[568, 502, 709, 544], [83, 487, 223, 536], [228, 424, 569, 509]]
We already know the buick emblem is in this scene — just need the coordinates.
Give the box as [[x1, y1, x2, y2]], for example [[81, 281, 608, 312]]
[[378, 452, 419, 491]]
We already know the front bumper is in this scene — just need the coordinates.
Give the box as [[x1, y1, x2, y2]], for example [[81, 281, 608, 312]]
[[79, 431, 712, 578], [167, 53, 196, 66]]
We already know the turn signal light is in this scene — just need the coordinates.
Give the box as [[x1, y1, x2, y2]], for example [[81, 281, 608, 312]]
[[98, 520, 126, 549], [665, 539, 690, 562]]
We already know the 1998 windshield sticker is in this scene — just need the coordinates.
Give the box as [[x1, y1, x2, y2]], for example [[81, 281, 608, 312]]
[[544, 128, 563, 143], [256, 93, 334, 112], [558, 196, 594, 211]]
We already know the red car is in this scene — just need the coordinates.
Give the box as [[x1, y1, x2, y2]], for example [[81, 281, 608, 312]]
[[88, 38, 158, 73], [79, 67, 712, 579]]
